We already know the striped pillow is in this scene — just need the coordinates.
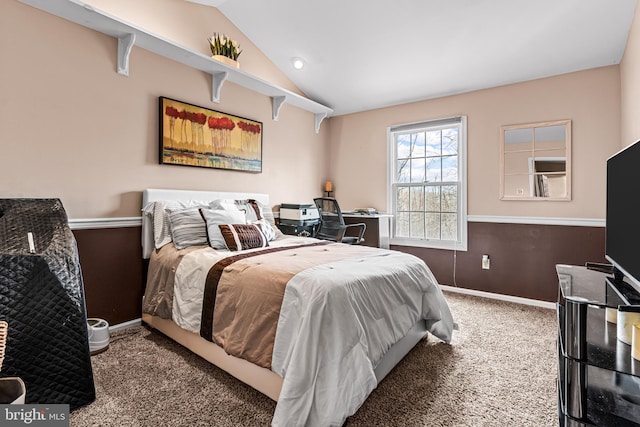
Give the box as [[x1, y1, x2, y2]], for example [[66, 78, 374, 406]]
[[167, 208, 208, 249], [218, 224, 269, 251]]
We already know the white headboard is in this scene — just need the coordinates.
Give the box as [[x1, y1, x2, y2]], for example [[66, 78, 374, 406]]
[[141, 188, 270, 259]]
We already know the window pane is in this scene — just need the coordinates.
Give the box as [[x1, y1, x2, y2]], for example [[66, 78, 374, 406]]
[[396, 186, 409, 211], [396, 212, 409, 237], [397, 159, 410, 183], [442, 185, 457, 212], [398, 132, 427, 158], [410, 212, 425, 238], [410, 187, 424, 211], [442, 128, 458, 155], [426, 157, 442, 182], [425, 130, 441, 156], [397, 134, 411, 158], [410, 158, 425, 183], [411, 132, 426, 157], [441, 213, 458, 241], [425, 186, 440, 212], [426, 213, 441, 239], [442, 155, 458, 181]]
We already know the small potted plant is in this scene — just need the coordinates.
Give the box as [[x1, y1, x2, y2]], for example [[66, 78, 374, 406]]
[[208, 33, 242, 68]]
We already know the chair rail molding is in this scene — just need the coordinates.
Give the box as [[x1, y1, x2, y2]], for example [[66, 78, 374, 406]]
[[69, 217, 142, 230], [19, 0, 333, 133], [468, 215, 605, 227]]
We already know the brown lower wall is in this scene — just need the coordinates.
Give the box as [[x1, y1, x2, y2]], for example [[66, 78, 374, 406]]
[[73, 227, 144, 326], [393, 221, 606, 302], [72, 221, 606, 325]]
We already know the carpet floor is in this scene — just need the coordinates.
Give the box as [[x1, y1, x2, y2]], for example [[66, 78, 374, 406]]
[[70, 292, 557, 426]]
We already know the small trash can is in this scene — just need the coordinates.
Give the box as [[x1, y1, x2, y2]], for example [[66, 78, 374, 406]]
[[0, 377, 25, 404], [87, 318, 110, 355], [0, 321, 25, 404]]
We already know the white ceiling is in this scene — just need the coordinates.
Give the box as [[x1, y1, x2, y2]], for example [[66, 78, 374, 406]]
[[207, 0, 637, 116]]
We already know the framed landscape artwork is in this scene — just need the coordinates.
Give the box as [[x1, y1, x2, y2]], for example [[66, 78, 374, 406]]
[[159, 97, 262, 173]]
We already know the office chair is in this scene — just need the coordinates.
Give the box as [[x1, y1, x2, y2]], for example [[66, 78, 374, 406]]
[[313, 198, 366, 245]]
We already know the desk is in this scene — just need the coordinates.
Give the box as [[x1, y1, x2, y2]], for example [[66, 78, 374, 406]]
[[342, 213, 392, 249]]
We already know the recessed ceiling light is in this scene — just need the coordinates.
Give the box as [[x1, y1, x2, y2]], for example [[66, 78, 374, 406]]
[[291, 57, 305, 70]]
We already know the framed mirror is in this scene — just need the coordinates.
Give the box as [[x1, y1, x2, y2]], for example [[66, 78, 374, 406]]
[[500, 119, 571, 200]]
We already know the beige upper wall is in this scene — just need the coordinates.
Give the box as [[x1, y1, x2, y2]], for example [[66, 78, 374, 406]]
[[621, 0, 640, 148], [1, 0, 328, 219], [328, 66, 621, 219], [84, 0, 304, 97]]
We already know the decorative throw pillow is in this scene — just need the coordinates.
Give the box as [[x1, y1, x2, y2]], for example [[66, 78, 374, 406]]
[[200, 208, 247, 249], [255, 219, 277, 241], [218, 223, 269, 251], [167, 207, 209, 249]]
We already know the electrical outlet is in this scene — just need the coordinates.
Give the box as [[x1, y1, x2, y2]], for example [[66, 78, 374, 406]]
[[482, 254, 490, 270]]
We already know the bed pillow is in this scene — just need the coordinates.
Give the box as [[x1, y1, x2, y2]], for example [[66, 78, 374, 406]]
[[166, 207, 209, 249], [147, 200, 213, 249], [210, 198, 282, 240], [253, 200, 284, 239], [210, 198, 261, 222], [218, 223, 269, 251], [254, 219, 277, 241], [200, 208, 247, 249]]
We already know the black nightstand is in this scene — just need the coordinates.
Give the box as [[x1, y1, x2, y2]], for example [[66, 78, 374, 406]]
[[277, 222, 318, 237]]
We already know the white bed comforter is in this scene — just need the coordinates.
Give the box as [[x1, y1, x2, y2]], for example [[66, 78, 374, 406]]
[[171, 236, 454, 426]]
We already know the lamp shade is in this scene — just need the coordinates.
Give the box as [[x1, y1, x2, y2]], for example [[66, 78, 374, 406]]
[[325, 181, 332, 192]]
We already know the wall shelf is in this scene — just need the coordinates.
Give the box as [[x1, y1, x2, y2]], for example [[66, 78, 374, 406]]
[[19, 0, 333, 133]]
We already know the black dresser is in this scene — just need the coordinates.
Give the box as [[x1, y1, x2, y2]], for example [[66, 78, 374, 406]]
[[556, 264, 640, 426]]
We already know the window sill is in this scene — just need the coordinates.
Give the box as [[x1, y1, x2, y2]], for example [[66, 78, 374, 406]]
[[390, 238, 467, 251]]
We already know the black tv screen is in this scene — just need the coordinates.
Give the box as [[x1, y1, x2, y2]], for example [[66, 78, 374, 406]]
[[606, 140, 640, 291]]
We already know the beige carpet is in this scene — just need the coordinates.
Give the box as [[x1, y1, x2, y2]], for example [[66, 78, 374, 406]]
[[70, 292, 557, 426]]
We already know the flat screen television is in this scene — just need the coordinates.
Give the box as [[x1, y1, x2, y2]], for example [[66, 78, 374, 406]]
[[606, 139, 640, 293]]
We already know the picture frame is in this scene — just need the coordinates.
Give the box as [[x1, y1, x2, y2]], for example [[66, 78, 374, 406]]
[[159, 96, 262, 173]]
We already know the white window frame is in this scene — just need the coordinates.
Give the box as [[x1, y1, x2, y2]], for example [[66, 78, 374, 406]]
[[387, 116, 468, 251]]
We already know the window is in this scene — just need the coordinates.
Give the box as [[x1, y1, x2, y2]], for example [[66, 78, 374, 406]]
[[387, 116, 467, 250]]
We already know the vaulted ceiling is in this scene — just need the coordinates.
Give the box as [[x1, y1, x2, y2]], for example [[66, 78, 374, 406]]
[[195, 0, 637, 116]]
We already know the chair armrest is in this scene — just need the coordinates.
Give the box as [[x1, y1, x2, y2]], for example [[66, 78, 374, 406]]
[[345, 222, 366, 242]]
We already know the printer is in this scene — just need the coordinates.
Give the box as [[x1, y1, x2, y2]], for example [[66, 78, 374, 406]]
[[278, 203, 320, 237], [279, 203, 320, 226]]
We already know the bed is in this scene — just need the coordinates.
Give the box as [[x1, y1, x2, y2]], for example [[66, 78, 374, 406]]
[[140, 188, 454, 426]]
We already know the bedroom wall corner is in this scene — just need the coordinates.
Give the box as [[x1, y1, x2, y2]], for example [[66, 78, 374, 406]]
[[621, 0, 640, 148]]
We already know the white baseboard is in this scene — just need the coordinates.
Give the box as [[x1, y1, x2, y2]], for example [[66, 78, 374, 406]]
[[440, 285, 556, 309], [109, 318, 142, 332]]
